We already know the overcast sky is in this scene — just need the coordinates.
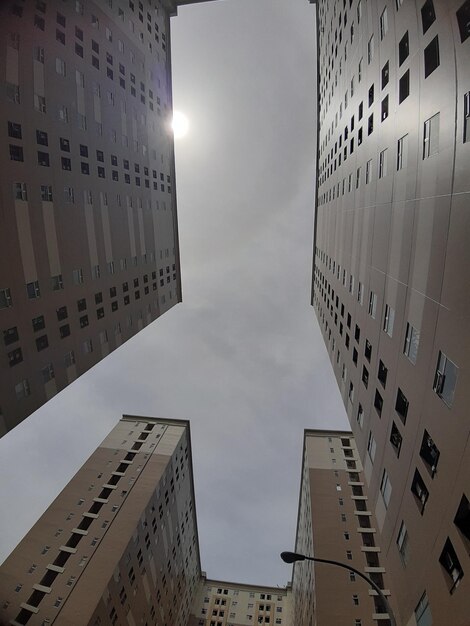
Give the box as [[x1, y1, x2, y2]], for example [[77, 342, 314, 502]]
[[0, 0, 348, 587]]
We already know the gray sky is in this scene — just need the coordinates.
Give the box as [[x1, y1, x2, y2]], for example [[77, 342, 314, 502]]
[[0, 0, 347, 587]]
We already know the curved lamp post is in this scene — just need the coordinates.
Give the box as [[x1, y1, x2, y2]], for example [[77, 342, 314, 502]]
[[280, 551, 396, 626]]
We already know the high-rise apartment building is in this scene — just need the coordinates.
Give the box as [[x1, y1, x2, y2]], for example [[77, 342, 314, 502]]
[[311, 0, 470, 624], [0, 0, 197, 437], [292, 430, 391, 626], [187, 577, 292, 626], [0, 416, 201, 626]]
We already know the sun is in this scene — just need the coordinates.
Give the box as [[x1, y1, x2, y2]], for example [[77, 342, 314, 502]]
[[172, 111, 189, 139]]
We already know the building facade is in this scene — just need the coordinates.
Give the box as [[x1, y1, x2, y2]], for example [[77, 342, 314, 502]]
[[0, 0, 190, 437], [292, 430, 391, 626], [311, 0, 470, 624], [187, 577, 292, 626], [0, 416, 201, 626]]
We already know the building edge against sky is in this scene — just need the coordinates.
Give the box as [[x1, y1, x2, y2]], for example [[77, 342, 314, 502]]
[[310, 0, 470, 624], [0, 0, 220, 437]]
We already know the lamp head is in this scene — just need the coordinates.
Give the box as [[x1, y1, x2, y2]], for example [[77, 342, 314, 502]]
[[280, 551, 306, 564]]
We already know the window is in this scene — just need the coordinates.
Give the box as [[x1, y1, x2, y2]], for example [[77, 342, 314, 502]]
[[403, 322, 419, 363], [42, 363, 55, 383], [64, 187, 74, 203], [380, 7, 388, 39], [411, 469, 429, 513], [346, 550, 352, 560], [397, 134, 408, 169], [457, 0, 470, 43], [424, 36, 440, 78], [9, 144, 24, 161], [378, 360, 388, 387], [368, 34, 375, 63], [51, 275, 63, 291], [352, 594, 359, 605], [396, 521, 409, 565], [464, 92, 470, 143], [399, 31, 409, 66], [14, 182, 27, 201], [368, 113, 374, 136], [36, 334, 48, 351], [40, 185, 53, 202], [8, 121, 22, 140], [420, 430, 440, 475], [26, 281, 40, 299], [8, 348, 23, 367], [56, 58, 66, 76], [368, 292, 377, 318], [421, 0, 436, 34], [390, 421, 403, 457], [379, 149, 387, 178], [73, 268, 84, 285], [368, 83, 375, 106], [3, 326, 19, 346], [395, 389, 409, 424], [58, 106, 69, 123], [381, 61, 389, 89], [439, 538, 464, 592], [374, 389, 383, 416], [37, 151, 50, 167], [365, 159, 372, 183], [367, 431, 376, 463], [60, 324, 70, 338], [415, 592, 432, 626], [381, 96, 389, 121], [433, 350, 458, 407], [383, 304, 395, 337], [357, 404, 364, 428], [454, 494, 470, 542]]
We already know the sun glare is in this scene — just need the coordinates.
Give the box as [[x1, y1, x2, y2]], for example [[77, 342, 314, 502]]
[[172, 111, 189, 139]]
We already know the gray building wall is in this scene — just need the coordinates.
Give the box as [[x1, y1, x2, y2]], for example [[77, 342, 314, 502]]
[[311, 0, 470, 624]]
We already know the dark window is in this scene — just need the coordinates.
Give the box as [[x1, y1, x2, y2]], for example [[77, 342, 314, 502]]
[[97, 307, 105, 319], [411, 469, 429, 513], [134, 278, 139, 288], [75, 26, 84, 41], [374, 390, 383, 416], [60, 324, 70, 338], [3, 327, 19, 345], [424, 36, 440, 78], [32, 316, 45, 332], [395, 388, 409, 422], [112, 301, 119, 311], [464, 92, 470, 143], [123, 159, 130, 170], [110, 287, 117, 298], [56, 29, 65, 45], [122, 282, 129, 293], [381, 95, 389, 121], [81, 162, 90, 175], [61, 157, 72, 171], [378, 360, 388, 386], [364, 339, 372, 361], [36, 130, 48, 145], [8, 347, 23, 367], [399, 31, 409, 66], [77, 298, 87, 312], [107, 68, 114, 80], [60, 137, 70, 152], [98, 166, 105, 178], [420, 430, 440, 476], [399, 70, 410, 103], [352, 347, 358, 365], [439, 538, 464, 592], [433, 350, 458, 407], [358, 101, 363, 120], [368, 114, 374, 135], [457, 0, 470, 43], [80, 144, 88, 158], [354, 325, 360, 342], [34, 14, 45, 30], [9, 145, 24, 162], [36, 334, 49, 351], [111, 155, 118, 166], [57, 12, 66, 27], [79, 315, 89, 328], [8, 121, 22, 139], [362, 366, 369, 388], [75, 43, 84, 57], [106, 52, 113, 65], [95, 293, 103, 305], [454, 494, 470, 541], [421, 0, 436, 34], [124, 295, 130, 305], [92, 40, 99, 53], [56, 306, 68, 321], [390, 422, 402, 457], [368, 84, 374, 106], [92, 56, 99, 69], [37, 151, 50, 167], [112, 170, 119, 181], [381, 61, 389, 89]]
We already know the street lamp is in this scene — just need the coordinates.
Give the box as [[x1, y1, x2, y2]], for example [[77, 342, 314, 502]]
[[280, 551, 396, 626]]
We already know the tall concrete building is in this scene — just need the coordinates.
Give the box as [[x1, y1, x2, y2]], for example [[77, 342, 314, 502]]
[[0, 0, 216, 436], [0, 416, 201, 626], [187, 577, 292, 626], [311, 0, 470, 624], [292, 430, 392, 626]]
